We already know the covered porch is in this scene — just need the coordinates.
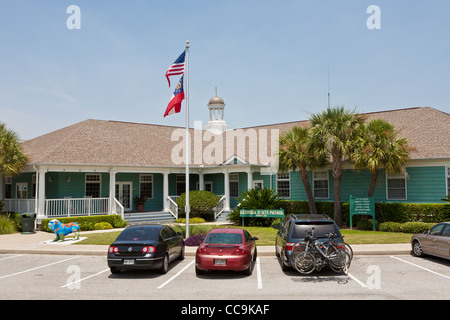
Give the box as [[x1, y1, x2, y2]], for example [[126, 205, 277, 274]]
[[2, 163, 265, 223]]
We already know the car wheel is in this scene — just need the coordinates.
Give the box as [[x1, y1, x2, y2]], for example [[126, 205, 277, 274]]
[[253, 247, 258, 261], [244, 262, 253, 276], [110, 267, 121, 274], [160, 254, 169, 274], [412, 240, 424, 257], [178, 245, 185, 260], [195, 265, 205, 275]]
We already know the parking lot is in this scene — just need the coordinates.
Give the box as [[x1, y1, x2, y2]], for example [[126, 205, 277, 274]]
[[1, 253, 449, 301]]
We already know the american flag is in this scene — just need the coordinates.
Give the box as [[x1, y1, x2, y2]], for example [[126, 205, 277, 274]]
[[165, 50, 185, 87]]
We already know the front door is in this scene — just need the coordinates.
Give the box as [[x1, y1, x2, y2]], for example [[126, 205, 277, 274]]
[[116, 182, 132, 212]]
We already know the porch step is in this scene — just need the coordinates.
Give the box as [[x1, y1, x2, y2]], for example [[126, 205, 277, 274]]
[[125, 211, 176, 224], [215, 211, 231, 222]]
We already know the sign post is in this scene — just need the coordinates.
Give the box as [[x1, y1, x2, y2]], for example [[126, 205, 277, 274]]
[[349, 195, 375, 231], [239, 209, 284, 227]]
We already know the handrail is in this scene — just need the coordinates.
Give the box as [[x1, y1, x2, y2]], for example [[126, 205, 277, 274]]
[[167, 196, 178, 220], [114, 198, 125, 220], [214, 194, 227, 220]]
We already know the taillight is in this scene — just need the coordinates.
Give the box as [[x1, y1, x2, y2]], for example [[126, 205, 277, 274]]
[[232, 249, 248, 255], [285, 242, 296, 253], [108, 246, 119, 253], [142, 246, 156, 253], [197, 247, 207, 255]]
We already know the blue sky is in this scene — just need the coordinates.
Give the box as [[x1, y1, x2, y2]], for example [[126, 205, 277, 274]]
[[1, 0, 449, 140]]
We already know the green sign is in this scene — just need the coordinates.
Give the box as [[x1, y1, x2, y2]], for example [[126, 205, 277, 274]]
[[239, 209, 284, 226], [240, 209, 284, 218], [349, 195, 375, 231]]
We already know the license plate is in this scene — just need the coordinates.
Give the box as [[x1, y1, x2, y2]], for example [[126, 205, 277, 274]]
[[123, 259, 135, 266], [215, 259, 226, 265]]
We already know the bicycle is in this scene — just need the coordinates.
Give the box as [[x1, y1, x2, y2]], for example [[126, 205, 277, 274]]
[[290, 228, 351, 275]]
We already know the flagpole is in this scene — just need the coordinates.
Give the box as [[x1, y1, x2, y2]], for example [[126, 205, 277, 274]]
[[185, 40, 190, 239]]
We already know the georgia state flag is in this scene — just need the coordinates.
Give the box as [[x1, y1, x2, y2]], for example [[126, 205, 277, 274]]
[[164, 75, 185, 117]]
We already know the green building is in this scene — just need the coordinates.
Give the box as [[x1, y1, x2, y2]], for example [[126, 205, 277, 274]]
[[2, 98, 449, 224]]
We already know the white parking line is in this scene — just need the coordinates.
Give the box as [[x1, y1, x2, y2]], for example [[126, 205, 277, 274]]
[[157, 260, 195, 289], [60, 268, 110, 288], [256, 257, 262, 289], [0, 256, 79, 280], [348, 273, 368, 288], [390, 256, 450, 280]]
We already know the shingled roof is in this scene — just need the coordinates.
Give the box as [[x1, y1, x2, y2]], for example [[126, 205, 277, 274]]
[[22, 107, 450, 167]]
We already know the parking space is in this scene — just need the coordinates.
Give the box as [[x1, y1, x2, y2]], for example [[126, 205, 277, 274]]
[[0, 253, 449, 300]]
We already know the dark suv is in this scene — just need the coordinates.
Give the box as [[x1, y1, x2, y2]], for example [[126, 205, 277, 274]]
[[274, 214, 343, 271]]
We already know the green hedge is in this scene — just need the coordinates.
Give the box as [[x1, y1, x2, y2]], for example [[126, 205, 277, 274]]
[[41, 215, 127, 232], [279, 200, 448, 225]]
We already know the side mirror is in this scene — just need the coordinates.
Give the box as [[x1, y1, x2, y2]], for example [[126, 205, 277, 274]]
[[176, 232, 182, 236], [272, 224, 280, 230], [252, 237, 259, 241]]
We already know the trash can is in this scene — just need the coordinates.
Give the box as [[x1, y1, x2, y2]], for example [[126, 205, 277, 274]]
[[19, 213, 36, 234]]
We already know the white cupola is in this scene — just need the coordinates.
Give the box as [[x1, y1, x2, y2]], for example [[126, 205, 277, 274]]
[[204, 88, 230, 133]]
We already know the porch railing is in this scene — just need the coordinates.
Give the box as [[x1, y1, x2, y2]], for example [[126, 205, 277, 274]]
[[3, 199, 35, 213], [45, 197, 109, 217], [214, 195, 227, 219], [113, 198, 125, 220], [167, 196, 178, 220]]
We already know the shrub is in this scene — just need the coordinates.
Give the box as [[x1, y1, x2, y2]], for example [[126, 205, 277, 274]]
[[176, 191, 220, 215], [356, 219, 379, 231], [0, 215, 17, 234], [184, 234, 205, 246], [379, 222, 402, 232], [176, 217, 206, 224], [228, 188, 282, 226], [94, 222, 113, 230], [400, 222, 435, 234], [41, 215, 127, 232]]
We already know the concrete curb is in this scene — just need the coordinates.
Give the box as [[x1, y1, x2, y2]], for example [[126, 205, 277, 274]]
[[0, 230, 412, 257]]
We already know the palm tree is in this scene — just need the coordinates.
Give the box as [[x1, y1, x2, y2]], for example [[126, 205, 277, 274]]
[[0, 123, 28, 176], [309, 107, 365, 227], [278, 126, 319, 215], [352, 119, 411, 197]]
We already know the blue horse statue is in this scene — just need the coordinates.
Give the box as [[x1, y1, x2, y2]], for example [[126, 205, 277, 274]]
[[48, 219, 80, 242]]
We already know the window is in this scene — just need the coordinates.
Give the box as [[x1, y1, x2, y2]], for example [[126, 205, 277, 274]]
[[277, 173, 290, 198], [229, 173, 239, 198], [85, 174, 101, 198], [16, 182, 28, 199], [4, 176, 12, 199], [313, 171, 329, 199], [140, 174, 153, 198], [386, 173, 406, 200], [176, 175, 185, 196]]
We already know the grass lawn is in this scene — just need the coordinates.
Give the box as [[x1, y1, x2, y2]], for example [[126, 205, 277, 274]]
[[75, 225, 412, 246]]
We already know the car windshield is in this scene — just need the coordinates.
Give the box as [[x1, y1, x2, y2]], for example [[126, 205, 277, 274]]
[[205, 233, 242, 244], [291, 221, 340, 240], [115, 227, 160, 241]]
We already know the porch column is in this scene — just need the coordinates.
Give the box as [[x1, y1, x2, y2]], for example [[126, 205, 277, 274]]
[[109, 168, 117, 214], [247, 168, 253, 191], [37, 169, 46, 219], [223, 169, 230, 211], [199, 170, 204, 191], [163, 171, 169, 212]]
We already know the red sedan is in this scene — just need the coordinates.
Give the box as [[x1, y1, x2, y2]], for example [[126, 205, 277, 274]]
[[195, 228, 258, 275]]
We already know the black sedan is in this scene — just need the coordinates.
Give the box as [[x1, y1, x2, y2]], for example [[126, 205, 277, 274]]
[[107, 224, 185, 274]]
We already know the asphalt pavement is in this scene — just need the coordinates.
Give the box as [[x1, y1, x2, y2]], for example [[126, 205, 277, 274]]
[[0, 229, 412, 256]]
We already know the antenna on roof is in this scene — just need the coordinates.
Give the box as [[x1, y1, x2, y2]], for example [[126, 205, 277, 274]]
[[215, 86, 218, 97], [327, 63, 331, 109]]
